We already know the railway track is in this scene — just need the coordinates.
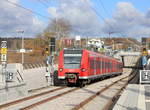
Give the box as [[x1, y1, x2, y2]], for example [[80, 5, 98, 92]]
[[0, 87, 67, 110], [72, 73, 136, 110], [20, 87, 80, 110], [71, 67, 138, 110], [0, 69, 133, 110]]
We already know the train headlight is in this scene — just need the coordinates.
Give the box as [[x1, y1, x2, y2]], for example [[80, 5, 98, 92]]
[[59, 68, 63, 72], [81, 68, 86, 72]]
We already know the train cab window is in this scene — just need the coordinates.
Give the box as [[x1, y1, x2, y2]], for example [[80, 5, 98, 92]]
[[64, 54, 82, 69]]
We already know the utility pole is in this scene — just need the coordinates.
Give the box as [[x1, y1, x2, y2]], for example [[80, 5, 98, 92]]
[[108, 31, 115, 50], [17, 30, 24, 66], [1, 40, 7, 87]]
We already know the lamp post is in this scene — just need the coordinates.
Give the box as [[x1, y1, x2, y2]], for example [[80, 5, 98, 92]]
[[17, 30, 24, 65]]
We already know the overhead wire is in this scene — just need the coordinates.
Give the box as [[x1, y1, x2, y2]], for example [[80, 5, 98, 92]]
[[84, 0, 125, 37], [5, 0, 51, 20], [37, 0, 49, 8], [5, 0, 124, 37], [97, 0, 111, 17], [84, 0, 114, 30]]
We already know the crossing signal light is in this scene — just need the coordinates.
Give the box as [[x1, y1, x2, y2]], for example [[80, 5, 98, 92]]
[[50, 37, 55, 52], [142, 37, 146, 45], [142, 48, 148, 56], [45, 48, 49, 54]]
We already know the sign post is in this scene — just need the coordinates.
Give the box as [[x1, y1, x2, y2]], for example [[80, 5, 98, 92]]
[[75, 35, 81, 47], [0, 41, 7, 85]]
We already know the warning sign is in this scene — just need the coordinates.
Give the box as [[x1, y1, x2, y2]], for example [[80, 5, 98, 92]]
[[140, 70, 150, 83], [0, 48, 7, 54], [1, 41, 7, 48], [1, 54, 7, 62]]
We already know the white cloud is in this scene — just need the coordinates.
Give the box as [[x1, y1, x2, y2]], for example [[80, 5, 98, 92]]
[[48, 1, 150, 38], [47, 0, 102, 36], [102, 2, 150, 38], [0, 0, 45, 37]]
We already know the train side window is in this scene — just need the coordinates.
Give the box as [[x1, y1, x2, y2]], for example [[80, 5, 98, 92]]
[[91, 59, 94, 69], [106, 62, 108, 68], [90, 60, 92, 69], [110, 62, 112, 69], [103, 61, 105, 69], [99, 61, 101, 69], [97, 60, 99, 69]]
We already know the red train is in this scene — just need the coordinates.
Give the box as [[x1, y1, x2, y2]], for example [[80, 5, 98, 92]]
[[56, 48, 123, 86]]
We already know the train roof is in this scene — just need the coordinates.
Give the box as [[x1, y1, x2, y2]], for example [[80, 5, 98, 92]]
[[85, 49, 120, 61], [63, 48, 121, 63]]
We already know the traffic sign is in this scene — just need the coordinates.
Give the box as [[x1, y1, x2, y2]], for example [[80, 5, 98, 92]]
[[1, 41, 7, 48], [75, 36, 81, 41], [140, 70, 150, 83], [20, 49, 25, 53], [0, 48, 7, 54], [1, 54, 7, 62]]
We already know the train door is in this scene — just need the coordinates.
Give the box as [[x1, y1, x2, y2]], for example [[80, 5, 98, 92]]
[[100, 57, 103, 74], [107, 59, 109, 73], [110, 60, 113, 73], [107, 59, 110, 73], [89, 56, 94, 76], [107, 60, 109, 73], [102, 58, 105, 74], [108, 60, 110, 73], [105, 59, 107, 73], [94, 56, 97, 75], [104, 58, 106, 74], [97, 57, 101, 74], [96, 57, 100, 75], [99, 57, 102, 74], [112, 60, 115, 73], [115, 62, 117, 72]]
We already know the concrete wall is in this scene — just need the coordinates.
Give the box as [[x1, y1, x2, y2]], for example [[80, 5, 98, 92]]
[[0, 83, 27, 103], [0, 63, 27, 104], [23, 67, 48, 90], [23, 65, 57, 91], [0, 65, 2, 85]]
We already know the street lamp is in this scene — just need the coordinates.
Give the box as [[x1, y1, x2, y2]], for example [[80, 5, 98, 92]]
[[17, 30, 24, 65]]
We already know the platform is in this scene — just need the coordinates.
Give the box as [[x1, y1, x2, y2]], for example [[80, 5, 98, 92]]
[[113, 84, 150, 110]]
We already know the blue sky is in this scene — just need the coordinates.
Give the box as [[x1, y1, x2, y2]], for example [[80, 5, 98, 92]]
[[20, 0, 150, 23]]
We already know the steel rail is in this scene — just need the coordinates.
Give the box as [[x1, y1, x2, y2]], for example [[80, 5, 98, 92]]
[[20, 87, 80, 110], [0, 87, 65, 109], [71, 73, 134, 110], [20, 71, 130, 110], [102, 73, 137, 110]]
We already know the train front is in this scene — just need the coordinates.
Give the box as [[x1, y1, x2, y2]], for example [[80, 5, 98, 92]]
[[58, 48, 85, 85]]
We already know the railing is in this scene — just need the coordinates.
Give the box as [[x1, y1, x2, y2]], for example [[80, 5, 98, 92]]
[[23, 62, 46, 70]]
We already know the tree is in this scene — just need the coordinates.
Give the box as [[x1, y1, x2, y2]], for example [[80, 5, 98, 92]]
[[44, 18, 71, 39], [41, 18, 72, 50]]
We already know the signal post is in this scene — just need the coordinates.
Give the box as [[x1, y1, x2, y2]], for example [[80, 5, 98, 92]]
[[0, 41, 7, 86]]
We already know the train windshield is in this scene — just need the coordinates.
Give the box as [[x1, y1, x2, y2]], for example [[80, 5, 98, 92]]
[[64, 49, 82, 69]]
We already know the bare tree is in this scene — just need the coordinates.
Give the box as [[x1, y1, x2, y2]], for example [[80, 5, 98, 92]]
[[37, 18, 72, 50], [44, 18, 71, 39]]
